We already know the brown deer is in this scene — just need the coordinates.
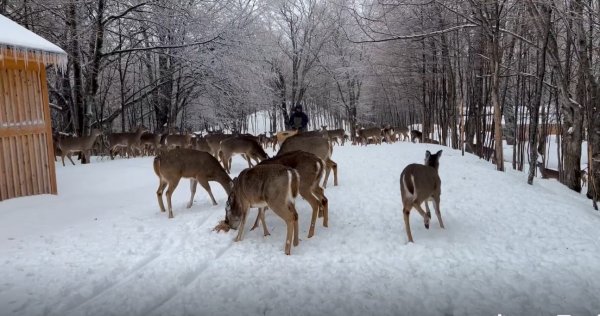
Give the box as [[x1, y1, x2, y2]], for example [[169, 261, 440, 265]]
[[107, 126, 148, 159], [382, 125, 395, 143], [581, 167, 588, 187], [356, 127, 383, 145], [140, 132, 162, 156], [277, 135, 338, 188], [410, 130, 423, 143], [205, 133, 234, 158], [395, 127, 410, 141], [276, 130, 299, 147], [153, 148, 233, 218], [224, 164, 300, 255], [400, 150, 444, 243], [321, 126, 346, 146], [218, 136, 269, 173], [464, 141, 496, 163], [164, 133, 193, 149], [254, 151, 328, 238], [423, 138, 440, 145], [56, 129, 103, 166], [192, 136, 211, 153], [536, 161, 559, 180]]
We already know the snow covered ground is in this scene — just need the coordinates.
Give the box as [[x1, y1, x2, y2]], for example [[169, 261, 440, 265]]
[[1, 142, 599, 316]]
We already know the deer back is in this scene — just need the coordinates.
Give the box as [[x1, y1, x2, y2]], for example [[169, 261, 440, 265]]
[[277, 135, 331, 161]]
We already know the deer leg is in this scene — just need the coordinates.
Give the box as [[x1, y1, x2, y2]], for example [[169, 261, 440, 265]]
[[322, 161, 332, 189], [165, 178, 181, 219], [187, 179, 197, 208], [302, 188, 320, 238], [403, 206, 414, 243], [250, 208, 261, 231], [156, 180, 168, 213], [196, 177, 217, 205], [243, 154, 253, 168], [314, 186, 329, 227], [424, 200, 432, 220], [260, 208, 270, 236], [413, 203, 430, 229], [61, 154, 66, 167], [66, 153, 76, 166], [433, 196, 445, 229], [234, 210, 249, 242]]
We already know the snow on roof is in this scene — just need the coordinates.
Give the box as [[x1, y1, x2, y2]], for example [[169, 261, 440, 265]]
[[0, 14, 67, 69]]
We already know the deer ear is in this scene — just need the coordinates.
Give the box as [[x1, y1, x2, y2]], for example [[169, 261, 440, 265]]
[[437, 150, 443, 157], [425, 150, 431, 158]]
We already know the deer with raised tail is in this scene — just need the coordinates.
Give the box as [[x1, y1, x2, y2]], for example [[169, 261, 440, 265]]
[[223, 164, 300, 255], [400, 150, 444, 243], [56, 129, 103, 166], [153, 148, 233, 218]]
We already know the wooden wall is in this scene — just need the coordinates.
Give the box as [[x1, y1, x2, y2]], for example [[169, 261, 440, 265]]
[[0, 57, 57, 201]]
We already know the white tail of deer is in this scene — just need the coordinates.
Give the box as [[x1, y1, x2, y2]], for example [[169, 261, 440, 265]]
[[400, 150, 444, 243], [153, 148, 233, 218], [536, 162, 559, 180], [255, 151, 328, 238], [56, 129, 102, 166], [277, 135, 338, 188], [224, 164, 300, 255]]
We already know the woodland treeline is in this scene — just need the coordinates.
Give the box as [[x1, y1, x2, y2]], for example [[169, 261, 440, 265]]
[[1, 0, 598, 208]]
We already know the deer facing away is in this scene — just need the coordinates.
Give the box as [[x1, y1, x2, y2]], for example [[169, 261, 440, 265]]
[[56, 129, 103, 166], [225, 164, 300, 255], [400, 150, 444, 243], [153, 148, 233, 218]]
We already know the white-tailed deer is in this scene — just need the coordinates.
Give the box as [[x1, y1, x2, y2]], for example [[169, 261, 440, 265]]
[[464, 141, 496, 163], [536, 161, 559, 180], [277, 135, 338, 188], [164, 133, 193, 149], [321, 126, 346, 146], [140, 132, 161, 156], [276, 130, 299, 147], [400, 150, 444, 243], [205, 133, 234, 158], [356, 127, 383, 145], [153, 148, 233, 218], [224, 164, 300, 255], [192, 136, 212, 153], [581, 168, 588, 187], [218, 136, 269, 173], [255, 151, 328, 238], [107, 126, 148, 159], [395, 127, 410, 141], [410, 130, 423, 143], [382, 125, 395, 143], [423, 138, 440, 145], [56, 129, 103, 166]]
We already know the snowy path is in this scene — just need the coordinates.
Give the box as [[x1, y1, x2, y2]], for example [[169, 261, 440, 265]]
[[1, 142, 599, 315]]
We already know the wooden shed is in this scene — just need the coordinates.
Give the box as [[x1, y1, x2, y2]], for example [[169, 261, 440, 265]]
[[0, 14, 67, 201]]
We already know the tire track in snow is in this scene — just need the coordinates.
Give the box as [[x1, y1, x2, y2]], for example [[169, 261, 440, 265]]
[[141, 240, 234, 316]]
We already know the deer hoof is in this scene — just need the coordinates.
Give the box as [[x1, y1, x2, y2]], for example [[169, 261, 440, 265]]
[[424, 222, 430, 229], [186, 203, 192, 209]]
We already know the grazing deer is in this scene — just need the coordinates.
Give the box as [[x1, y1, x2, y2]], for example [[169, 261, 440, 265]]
[[410, 130, 423, 143], [400, 150, 444, 243], [278, 135, 338, 188], [140, 132, 162, 156], [153, 148, 233, 218], [356, 127, 383, 145], [218, 136, 269, 173], [205, 133, 234, 158], [255, 151, 328, 238], [56, 129, 103, 166], [395, 127, 410, 141], [164, 133, 193, 149], [107, 126, 148, 159], [536, 161, 559, 180], [224, 164, 300, 255], [276, 130, 299, 146]]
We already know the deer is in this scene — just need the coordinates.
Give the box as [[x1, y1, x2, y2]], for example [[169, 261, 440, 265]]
[[464, 141, 496, 163], [536, 161, 559, 180], [423, 138, 440, 145], [410, 130, 423, 143], [356, 127, 383, 145], [381, 125, 395, 143], [140, 132, 162, 156], [223, 164, 300, 255], [253, 151, 328, 238], [395, 127, 410, 141], [192, 136, 212, 153], [276, 130, 298, 147], [400, 150, 444, 243], [278, 135, 338, 188], [164, 133, 193, 149], [107, 126, 148, 160], [322, 126, 346, 146], [581, 167, 588, 187], [153, 148, 233, 218], [205, 133, 234, 158], [56, 129, 103, 166], [218, 136, 269, 173]]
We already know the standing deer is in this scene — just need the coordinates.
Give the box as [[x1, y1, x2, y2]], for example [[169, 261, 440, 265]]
[[164, 133, 193, 149], [56, 129, 103, 166], [224, 164, 300, 255], [140, 132, 162, 156], [218, 136, 269, 173], [107, 126, 148, 159], [277, 135, 338, 188], [276, 130, 299, 146], [410, 130, 423, 143], [205, 133, 234, 158], [395, 127, 410, 141], [153, 148, 233, 218], [321, 126, 346, 146], [255, 151, 328, 238], [355, 127, 383, 145], [192, 136, 211, 153], [400, 150, 444, 243], [536, 161, 559, 179]]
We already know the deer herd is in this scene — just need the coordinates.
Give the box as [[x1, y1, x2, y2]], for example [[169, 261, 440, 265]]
[[50, 123, 571, 254]]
